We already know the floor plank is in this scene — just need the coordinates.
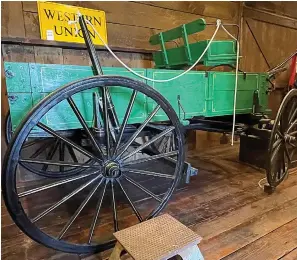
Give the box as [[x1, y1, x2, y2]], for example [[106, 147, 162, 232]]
[[223, 218, 297, 260], [191, 174, 297, 240], [199, 197, 297, 259], [279, 248, 297, 260]]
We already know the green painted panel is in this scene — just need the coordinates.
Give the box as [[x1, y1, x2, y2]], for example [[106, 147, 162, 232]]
[[153, 40, 237, 69], [146, 69, 207, 121], [4, 62, 31, 93], [208, 72, 268, 116], [8, 93, 33, 130], [6, 62, 147, 131], [4, 62, 270, 133]]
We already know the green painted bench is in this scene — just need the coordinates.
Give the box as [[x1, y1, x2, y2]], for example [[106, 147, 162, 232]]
[[149, 18, 237, 68]]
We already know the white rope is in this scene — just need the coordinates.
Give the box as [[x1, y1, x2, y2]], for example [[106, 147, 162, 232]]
[[69, 14, 240, 145], [258, 177, 268, 189], [221, 25, 240, 146], [76, 17, 222, 83]]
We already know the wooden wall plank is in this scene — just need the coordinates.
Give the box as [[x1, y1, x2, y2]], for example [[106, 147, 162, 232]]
[[22, 1, 238, 29], [1, 1, 25, 37], [62, 49, 91, 66], [23, 11, 40, 39], [62, 49, 153, 68], [34, 46, 63, 64], [243, 6, 297, 30], [20, 11, 237, 51], [21, 9, 160, 51], [245, 18, 297, 69], [138, 1, 239, 22], [96, 51, 153, 68], [245, 2, 297, 20], [2, 45, 35, 62], [20, 1, 238, 51], [240, 20, 269, 72]]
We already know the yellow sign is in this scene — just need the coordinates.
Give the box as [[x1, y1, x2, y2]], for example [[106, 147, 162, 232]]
[[37, 1, 108, 45]]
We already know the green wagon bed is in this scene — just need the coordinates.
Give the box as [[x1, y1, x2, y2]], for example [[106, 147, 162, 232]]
[[5, 62, 270, 132]]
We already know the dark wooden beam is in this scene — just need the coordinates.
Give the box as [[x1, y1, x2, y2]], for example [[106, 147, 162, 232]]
[[1, 37, 153, 55], [243, 6, 297, 30]]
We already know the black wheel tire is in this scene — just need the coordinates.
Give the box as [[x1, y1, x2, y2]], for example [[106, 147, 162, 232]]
[[4, 111, 13, 145], [2, 76, 185, 254], [266, 89, 297, 188]]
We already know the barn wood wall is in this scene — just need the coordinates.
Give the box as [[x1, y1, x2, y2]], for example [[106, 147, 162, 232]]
[[1, 1, 297, 147], [241, 2, 297, 118], [1, 1, 240, 117]]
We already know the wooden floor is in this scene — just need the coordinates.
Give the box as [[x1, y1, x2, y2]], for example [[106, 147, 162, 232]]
[[2, 141, 297, 260]]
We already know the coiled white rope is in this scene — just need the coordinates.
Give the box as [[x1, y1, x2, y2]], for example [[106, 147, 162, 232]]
[[69, 12, 240, 144]]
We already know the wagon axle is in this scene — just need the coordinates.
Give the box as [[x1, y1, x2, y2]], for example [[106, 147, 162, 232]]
[[103, 161, 121, 178]]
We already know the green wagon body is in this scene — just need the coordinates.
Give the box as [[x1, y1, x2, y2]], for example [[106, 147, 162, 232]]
[[4, 62, 270, 132]]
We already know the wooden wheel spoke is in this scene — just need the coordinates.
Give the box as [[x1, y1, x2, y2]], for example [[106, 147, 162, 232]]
[[29, 139, 53, 159], [102, 87, 111, 158], [37, 123, 101, 164], [116, 179, 143, 222], [67, 144, 78, 163], [31, 174, 102, 223], [122, 168, 175, 179], [87, 180, 108, 244], [123, 175, 162, 202], [19, 158, 97, 169], [288, 102, 297, 125], [288, 119, 297, 133], [276, 129, 284, 139], [272, 138, 283, 151], [284, 144, 291, 162], [67, 97, 105, 158], [113, 90, 138, 156], [115, 105, 161, 160], [120, 126, 175, 161], [18, 171, 100, 198], [111, 181, 119, 232], [23, 138, 51, 149], [57, 178, 105, 240], [59, 142, 65, 172], [42, 139, 60, 171], [122, 151, 178, 166]]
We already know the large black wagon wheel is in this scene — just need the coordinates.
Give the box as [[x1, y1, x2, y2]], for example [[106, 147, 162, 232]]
[[4, 111, 89, 178], [265, 89, 297, 192], [2, 76, 185, 254]]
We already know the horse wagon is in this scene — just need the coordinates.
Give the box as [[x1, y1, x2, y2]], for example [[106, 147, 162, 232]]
[[2, 15, 296, 254]]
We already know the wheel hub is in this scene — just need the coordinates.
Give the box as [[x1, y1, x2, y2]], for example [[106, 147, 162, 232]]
[[103, 161, 121, 178], [284, 133, 296, 143]]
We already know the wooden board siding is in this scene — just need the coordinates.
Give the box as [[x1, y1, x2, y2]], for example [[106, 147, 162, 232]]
[[3, 1, 239, 51]]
